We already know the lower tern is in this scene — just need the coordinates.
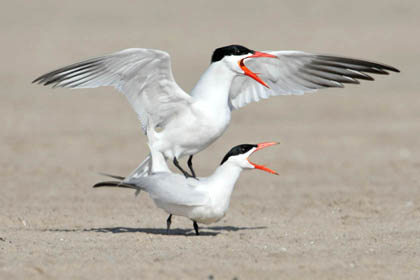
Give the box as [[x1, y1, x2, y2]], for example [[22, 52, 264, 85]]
[[33, 45, 399, 179], [93, 142, 279, 235]]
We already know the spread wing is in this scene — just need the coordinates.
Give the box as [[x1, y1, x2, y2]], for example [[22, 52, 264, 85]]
[[229, 51, 399, 110], [33, 48, 192, 132]]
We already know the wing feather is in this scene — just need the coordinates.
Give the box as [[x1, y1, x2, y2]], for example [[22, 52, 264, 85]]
[[228, 51, 399, 110], [33, 48, 192, 132], [131, 174, 209, 207]]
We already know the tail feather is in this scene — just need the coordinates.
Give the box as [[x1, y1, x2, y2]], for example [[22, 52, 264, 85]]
[[94, 154, 154, 196], [95, 161, 148, 196], [92, 181, 137, 189], [97, 172, 125, 180]]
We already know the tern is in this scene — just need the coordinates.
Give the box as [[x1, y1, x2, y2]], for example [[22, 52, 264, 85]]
[[33, 45, 399, 179], [93, 141, 279, 235]]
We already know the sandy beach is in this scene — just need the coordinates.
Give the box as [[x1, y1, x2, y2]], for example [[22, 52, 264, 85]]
[[1, 0, 419, 279]]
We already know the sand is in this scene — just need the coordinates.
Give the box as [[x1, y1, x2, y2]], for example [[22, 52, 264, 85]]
[[1, 0, 419, 279]]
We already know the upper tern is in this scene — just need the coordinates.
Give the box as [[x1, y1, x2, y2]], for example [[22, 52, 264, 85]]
[[33, 45, 399, 179]]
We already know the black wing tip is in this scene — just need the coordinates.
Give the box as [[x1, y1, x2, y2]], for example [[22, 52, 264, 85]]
[[32, 76, 45, 85], [44, 80, 56, 86], [390, 67, 400, 73], [316, 54, 400, 73], [31, 75, 69, 88], [32, 57, 104, 87], [32, 75, 54, 86], [344, 78, 360, 85], [358, 74, 375, 81]]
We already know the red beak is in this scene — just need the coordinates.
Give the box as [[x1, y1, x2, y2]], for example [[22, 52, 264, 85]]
[[238, 51, 277, 88], [247, 142, 279, 175]]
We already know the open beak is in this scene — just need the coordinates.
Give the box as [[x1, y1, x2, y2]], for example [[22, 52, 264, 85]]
[[239, 51, 277, 88], [247, 141, 279, 175]]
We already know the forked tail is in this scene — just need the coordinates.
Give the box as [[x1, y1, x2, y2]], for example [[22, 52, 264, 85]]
[[94, 173, 142, 195], [93, 180, 137, 189]]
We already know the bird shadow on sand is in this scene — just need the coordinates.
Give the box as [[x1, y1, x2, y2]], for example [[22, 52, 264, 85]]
[[44, 225, 267, 236]]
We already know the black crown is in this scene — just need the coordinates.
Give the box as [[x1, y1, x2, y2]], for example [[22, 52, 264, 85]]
[[211, 45, 255, 63]]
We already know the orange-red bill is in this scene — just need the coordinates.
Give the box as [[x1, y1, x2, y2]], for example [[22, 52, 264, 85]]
[[247, 142, 279, 175], [255, 141, 278, 151], [238, 51, 277, 88]]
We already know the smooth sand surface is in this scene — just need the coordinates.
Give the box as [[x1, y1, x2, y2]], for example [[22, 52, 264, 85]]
[[1, 1, 419, 279]]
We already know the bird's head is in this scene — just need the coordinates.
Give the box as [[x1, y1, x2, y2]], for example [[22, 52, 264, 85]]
[[211, 44, 277, 88], [220, 142, 279, 174]]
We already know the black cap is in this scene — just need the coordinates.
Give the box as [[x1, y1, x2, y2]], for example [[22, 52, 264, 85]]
[[211, 45, 255, 63], [220, 144, 257, 165]]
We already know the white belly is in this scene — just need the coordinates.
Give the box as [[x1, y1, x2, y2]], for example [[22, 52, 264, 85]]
[[152, 102, 231, 159], [154, 200, 226, 225]]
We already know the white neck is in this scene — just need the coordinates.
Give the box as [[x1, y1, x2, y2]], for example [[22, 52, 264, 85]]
[[206, 161, 243, 209], [190, 62, 236, 108]]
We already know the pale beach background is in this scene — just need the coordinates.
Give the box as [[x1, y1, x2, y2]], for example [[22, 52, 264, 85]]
[[1, 0, 419, 279]]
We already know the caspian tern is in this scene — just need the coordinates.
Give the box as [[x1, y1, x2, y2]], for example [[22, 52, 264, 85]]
[[33, 45, 399, 179], [93, 141, 279, 235]]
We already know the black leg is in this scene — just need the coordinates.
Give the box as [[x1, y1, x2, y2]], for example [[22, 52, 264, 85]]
[[193, 221, 200, 236], [166, 214, 172, 234], [173, 157, 193, 178], [187, 155, 197, 178]]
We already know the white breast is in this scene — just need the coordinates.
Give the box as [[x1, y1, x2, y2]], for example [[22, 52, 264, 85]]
[[153, 99, 231, 159]]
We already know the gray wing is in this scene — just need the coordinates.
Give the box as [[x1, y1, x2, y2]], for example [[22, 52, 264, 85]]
[[130, 173, 209, 207], [229, 50, 399, 110], [33, 48, 192, 132]]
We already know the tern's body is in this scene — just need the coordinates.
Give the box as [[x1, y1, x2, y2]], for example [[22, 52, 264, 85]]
[[128, 163, 240, 224], [153, 63, 233, 159], [94, 142, 279, 234], [34, 45, 399, 178]]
